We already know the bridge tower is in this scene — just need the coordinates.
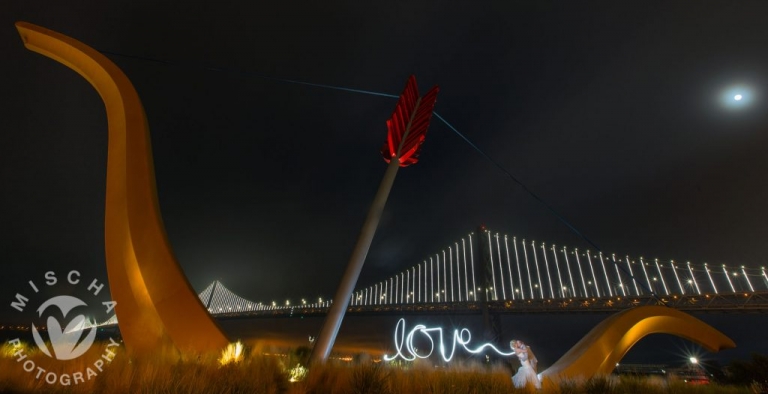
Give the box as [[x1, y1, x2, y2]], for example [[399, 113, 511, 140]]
[[474, 225, 504, 346]]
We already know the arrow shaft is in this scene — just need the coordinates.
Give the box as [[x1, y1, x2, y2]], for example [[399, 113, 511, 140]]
[[310, 158, 401, 364]]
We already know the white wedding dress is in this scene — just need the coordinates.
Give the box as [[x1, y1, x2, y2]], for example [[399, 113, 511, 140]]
[[512, 346, 541, 389]]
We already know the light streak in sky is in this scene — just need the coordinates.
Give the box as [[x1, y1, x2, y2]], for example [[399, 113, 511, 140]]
[[383, 318, 515, 362]]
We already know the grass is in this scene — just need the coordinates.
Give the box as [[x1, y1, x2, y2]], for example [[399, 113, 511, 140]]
[[0, 340, 755, 393]]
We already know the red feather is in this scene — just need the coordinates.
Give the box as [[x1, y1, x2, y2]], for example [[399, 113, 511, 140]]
[[381, 75, 440, 167]]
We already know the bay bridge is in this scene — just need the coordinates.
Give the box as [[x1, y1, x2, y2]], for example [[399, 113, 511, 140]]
[[199, 227, 768, 318]]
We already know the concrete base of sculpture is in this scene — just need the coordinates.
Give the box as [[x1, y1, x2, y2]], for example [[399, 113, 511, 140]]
[[16, 22, 229, 354], [540, 305, 735, 386]]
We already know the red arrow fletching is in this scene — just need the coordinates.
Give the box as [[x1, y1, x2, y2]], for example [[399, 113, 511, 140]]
[[381, 75, 440, 167]]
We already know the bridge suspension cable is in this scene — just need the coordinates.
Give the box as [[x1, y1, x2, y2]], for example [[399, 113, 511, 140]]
[[184, 228, 768, 318]]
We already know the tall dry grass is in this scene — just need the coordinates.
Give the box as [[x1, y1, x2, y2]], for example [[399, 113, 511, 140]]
[[0, 340, 755, 393], [0, 339, 287, 394]]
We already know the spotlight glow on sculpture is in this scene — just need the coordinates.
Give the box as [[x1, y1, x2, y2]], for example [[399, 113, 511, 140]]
[[15, 21, 229, 355], [384, 318, 515, 362], [218, 341, 244, 366]]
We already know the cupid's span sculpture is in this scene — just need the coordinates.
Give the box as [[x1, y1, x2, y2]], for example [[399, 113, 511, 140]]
[[15, 22, 229, 354], [540, 305, 735, 385], [310, 76, 439, 364]]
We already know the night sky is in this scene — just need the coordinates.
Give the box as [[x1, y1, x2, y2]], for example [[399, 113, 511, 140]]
[[2, 0, 768, 338]]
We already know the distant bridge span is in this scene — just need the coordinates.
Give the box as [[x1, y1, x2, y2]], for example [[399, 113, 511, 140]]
[[199, 227, 768, 318], [87, 228, 768, 331], [208, 288, 768, 319]]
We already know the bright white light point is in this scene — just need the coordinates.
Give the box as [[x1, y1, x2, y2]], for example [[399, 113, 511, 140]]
[[721, 86, 753, 109], [690, 357, 698, 364]]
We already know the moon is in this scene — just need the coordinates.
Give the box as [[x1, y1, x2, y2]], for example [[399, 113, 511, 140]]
[[720, 85, 753, 109]]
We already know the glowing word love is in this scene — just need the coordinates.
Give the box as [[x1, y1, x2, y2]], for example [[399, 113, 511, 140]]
[[384, 318, 515, 362]]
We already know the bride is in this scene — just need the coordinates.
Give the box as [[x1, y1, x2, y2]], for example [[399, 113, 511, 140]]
[[510, 340, 541, 389]]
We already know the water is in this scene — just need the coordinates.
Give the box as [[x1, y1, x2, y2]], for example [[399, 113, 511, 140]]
[[218, 312, 768, 368]]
